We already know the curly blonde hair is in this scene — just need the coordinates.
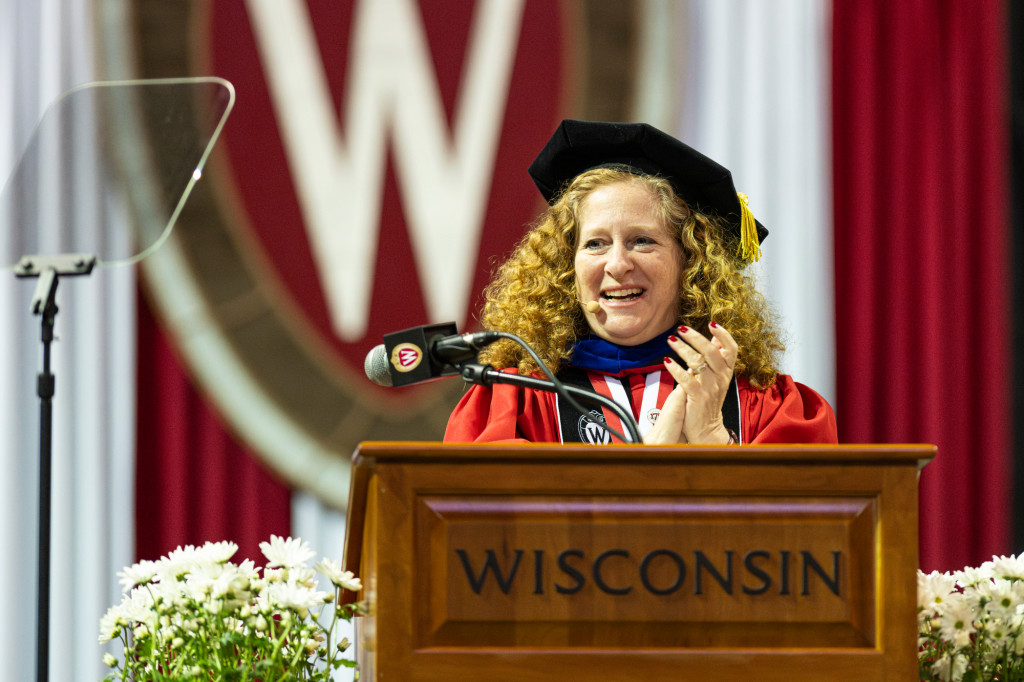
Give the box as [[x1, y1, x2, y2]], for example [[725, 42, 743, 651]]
[[477, 168, 784, 388]]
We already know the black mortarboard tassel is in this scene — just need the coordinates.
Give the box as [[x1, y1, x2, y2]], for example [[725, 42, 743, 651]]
[[528, 119, 767, 261]]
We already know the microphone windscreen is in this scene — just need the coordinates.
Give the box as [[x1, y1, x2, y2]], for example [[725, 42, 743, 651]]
[[364, 344, 393, 387], [585, 301, 600, 314]]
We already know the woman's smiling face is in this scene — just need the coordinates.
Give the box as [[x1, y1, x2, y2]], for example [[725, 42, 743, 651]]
[[574, 181, 684, 346]]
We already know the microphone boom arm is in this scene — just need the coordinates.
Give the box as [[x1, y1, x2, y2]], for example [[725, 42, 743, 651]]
[[459, 363, 643, 444]]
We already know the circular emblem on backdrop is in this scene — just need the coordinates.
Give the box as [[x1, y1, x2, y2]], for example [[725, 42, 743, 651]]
[[390, 344, 423, 373], [100, 0, 644, 508]]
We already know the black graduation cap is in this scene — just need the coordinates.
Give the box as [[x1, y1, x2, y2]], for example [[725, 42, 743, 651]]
[[528, 119, 766, 261]]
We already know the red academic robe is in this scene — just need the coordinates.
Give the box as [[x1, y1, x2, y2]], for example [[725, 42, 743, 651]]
[[443, 368, 838, 444]]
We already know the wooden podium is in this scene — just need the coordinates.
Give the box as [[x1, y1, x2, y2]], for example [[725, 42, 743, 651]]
[[343, 442, 935, 681]]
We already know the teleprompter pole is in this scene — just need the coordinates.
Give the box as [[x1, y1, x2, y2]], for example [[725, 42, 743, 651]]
[[14, 254, 95, 682], [35, 269, 57, 682]]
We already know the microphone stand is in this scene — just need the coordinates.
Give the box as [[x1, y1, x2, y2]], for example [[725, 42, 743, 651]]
[[459, 363, 643, 444], [15, 253, 96, 682]]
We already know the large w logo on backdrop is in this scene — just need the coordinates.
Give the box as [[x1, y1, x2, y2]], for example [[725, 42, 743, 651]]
[[246, 0, 525, 341]]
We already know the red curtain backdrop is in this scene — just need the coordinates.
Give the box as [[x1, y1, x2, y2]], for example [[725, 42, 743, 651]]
[[832, 0, 1011, 571], [135, 290, 292, 564]]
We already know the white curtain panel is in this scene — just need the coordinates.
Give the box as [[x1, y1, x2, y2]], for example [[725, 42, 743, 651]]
[[637, 0, 836, 405], [0, 1, 135, 681]]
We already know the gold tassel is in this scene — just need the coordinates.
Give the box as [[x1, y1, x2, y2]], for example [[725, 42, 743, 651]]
[[736, 192, 761, 263]]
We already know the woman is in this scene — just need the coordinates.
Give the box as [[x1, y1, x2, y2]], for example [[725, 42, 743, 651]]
[[444, 120, 837, 445]]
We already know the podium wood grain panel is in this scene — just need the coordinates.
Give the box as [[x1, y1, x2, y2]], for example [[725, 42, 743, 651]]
[[343, 442, 934, 681]]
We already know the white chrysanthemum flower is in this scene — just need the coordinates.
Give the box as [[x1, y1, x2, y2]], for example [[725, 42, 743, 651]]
[[196, 540, 239, 564], [124, 586, 159, 625], [954, 566, 988, 589], [158, 544, 203, 581], [203, 597, 226, 615], [260, 535, 316, 569], [931, 651, 968, 682], [253, 590, 273, 615], [163, 544, 200, 562], [936, 592, 976, 648], [980, 618, 1009, 655], [183, 561, 221, 597], [264, 567, 286, 584], [118, 559, 160, 591], [919, 570, 958, 611], [265, 581, 330, 619], [301, 633, 323, 656], [1013, 615, 1024, 655], [989, 553, 1024, 581], [149, 579, 185, 612], [976, 578, 1022, 621], [339, 573, 361, 592], [98, 608, 122, 643], [314, 558, 363, 592], [291, 566, 317, 589], [237, 558, 258, 579], [102, 652, 117, 668], [187, 560, 253, 604]]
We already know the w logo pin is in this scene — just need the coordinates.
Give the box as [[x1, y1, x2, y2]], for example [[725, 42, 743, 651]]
[[578, 410, 611, 445]]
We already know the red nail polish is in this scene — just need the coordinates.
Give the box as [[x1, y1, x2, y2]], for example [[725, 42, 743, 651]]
[[678, 325, 688, 334], [664, 356, 673, 364], [710, 321, 719, 328], [667, 335, 678, 343]]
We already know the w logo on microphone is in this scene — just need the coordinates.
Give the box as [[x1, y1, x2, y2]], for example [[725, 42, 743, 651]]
[[391, 343, 423, 372]]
